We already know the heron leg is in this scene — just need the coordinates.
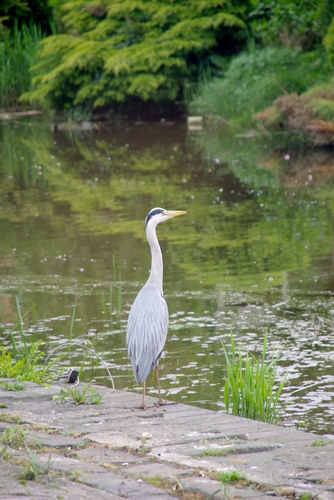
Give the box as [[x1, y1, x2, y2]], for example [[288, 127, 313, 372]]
[[155, 361, 163, 406], [140, 381, 146, 409]]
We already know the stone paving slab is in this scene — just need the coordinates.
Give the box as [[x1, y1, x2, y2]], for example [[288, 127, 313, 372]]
[[0, 456, 125, 499], [1, 381, 334, 499]]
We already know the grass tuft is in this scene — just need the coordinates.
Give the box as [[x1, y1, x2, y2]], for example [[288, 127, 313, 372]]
[[222, 332, 286, 424], [312, 439, 333, 446], [219, 469, 245, 483], [0, 298, 61, 385], [54, 384, 103, 405]]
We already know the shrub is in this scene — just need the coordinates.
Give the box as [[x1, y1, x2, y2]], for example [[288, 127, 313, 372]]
[[0, 0, 53, 34], [255, 76, 334, 147], [248, 0, 323, 50], [20, 0, 246, 112], [323, 17, 334, 67], [306, 97, 334, 121], [190, 46, 331, 127]]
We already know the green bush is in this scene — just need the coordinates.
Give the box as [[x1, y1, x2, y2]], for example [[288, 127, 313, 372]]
[[20, 0, 246, 112], [0, 0, 53, 34], [248, 0, 323, 50], [323, 17, 334, 67], [190, 46, 330, 126], [306, 97, 334, 120]]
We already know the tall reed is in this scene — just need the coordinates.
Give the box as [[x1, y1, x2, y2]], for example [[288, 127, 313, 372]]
[[222, 333, 286, 424], [101, 256, 122, 318], [0, 23, 46, 109]]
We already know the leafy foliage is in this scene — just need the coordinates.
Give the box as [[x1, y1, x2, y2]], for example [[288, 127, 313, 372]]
[[306, 97, 334, 120], [323, 15, 334, 66], [0, 425, 26, 448], [0, 344, 55, 384], [20, 0, 246, 111], [255, 75, 334, 146], [190, 46, 330, 126], [0, 0, 53, 35], [248, 0, 324, 50]]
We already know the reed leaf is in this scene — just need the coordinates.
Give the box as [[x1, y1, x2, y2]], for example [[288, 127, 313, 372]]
[[222, 332, 286, 424], [0, 22, 49, 108]]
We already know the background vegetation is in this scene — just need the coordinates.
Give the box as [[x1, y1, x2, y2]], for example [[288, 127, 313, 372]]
[[1, 0, 334, 142]]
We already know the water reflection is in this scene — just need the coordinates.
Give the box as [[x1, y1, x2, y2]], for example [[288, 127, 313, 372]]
[[0, 118, 334, 435]]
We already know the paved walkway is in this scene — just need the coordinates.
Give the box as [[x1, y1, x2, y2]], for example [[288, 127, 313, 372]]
[[0, 381, 334, 499]]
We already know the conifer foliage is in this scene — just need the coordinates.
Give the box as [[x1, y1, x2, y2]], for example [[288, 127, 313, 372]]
[[21, 0, 245, 111]]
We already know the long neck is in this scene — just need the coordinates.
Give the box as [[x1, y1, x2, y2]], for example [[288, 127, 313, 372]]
[[146, 223, 163, 294]]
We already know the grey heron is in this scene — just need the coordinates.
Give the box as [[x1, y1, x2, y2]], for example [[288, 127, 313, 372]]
[[126, 207, 187, 408]]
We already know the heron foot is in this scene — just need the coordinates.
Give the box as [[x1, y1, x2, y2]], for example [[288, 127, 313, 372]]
[[155, 399, 177, 406], [155, 399, 177, 407]]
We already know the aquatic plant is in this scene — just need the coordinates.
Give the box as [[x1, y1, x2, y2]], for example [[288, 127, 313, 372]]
[[0, 294, 115, 389], [0, 298, 60, 384], [101, 256, 122, 318], [222, 332, 285, 424], [0, 23, 48, 108]]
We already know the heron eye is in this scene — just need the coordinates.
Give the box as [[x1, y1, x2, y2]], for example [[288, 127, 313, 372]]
[[145, 208, 164, 227]]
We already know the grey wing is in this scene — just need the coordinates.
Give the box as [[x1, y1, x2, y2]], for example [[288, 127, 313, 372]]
[[126, 284, 169, 383]]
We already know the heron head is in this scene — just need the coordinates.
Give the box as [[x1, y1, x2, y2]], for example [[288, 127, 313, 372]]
[[145, 207, 187, 228]]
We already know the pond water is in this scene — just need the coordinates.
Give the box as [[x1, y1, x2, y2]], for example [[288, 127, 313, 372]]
[[1, 117, 334, 435]]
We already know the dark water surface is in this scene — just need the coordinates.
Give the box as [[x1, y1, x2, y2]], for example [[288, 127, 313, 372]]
[[1, 117, 334, 435]]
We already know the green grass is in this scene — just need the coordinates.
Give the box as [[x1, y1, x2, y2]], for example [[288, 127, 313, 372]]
[[1, 297, 115, 391], [0, 425, 26, 448], [0, 23, 49, 109], [0, 381, 24, 391], [0, 297, 60, 384], [54, 384, 103, 405], [312, 439, 333, 446], [222, 333, 286, 424], [20, 445, 52, 481], [0, 413, 25, 424], [219, 469, 245, 483], [0, 342, 58, 385], [0, 424, 51, 481], [141, 474, 184, 495], [198, 448, 228, 457]]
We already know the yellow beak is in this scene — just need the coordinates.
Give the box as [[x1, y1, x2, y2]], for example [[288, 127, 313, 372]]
[[163, 210, 187, 217]]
